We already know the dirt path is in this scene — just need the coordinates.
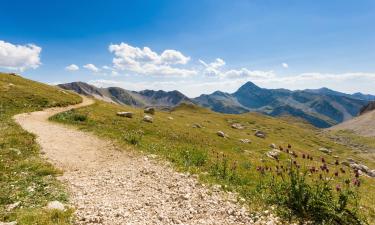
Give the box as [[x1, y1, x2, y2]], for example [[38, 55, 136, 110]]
[[13, 97, 277, 225]]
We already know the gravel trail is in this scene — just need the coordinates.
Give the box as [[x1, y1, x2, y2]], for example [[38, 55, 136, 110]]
[[13, 97, 277, 225]]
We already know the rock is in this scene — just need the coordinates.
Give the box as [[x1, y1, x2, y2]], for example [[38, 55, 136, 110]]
[[270, 143, 277, 149], [6, 201, 20, 211], [350, 163, 370, 173], [47, 201, 65, 211], [0, 222, 17, 225], [240, 139, 251, 144], [144, 107, 155, 115], [266, 150, 280, 160], [368, 170, 375, 178], [254, 130, 266, 138], [116, 112, 133, 118], [168, 116, 174, 120], [217, 131, 226, 138], [143, 115, 153, 123], [231, 123, 244, 129], [319, 147, 332, 154], [192, 123, 202, 128]]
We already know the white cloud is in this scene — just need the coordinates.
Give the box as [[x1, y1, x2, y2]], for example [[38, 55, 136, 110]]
[[200, 58, 275, 79], [65, 64, 79, 71], [108, 43, 195, 77], [83, 63, 99, 72], [282, 63, 289, 68], [0, 40, 42, 71]]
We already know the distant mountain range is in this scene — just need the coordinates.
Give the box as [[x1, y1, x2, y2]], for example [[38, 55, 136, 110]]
[[58, 81, 375, 128], [58, 82, 193, 108]]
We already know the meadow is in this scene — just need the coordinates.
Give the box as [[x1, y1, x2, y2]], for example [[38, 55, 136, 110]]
[[0, 73, 81, 224], [51, 99, 375, 224]]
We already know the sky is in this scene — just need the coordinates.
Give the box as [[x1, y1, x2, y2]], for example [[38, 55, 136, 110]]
[[1, 0, 375, 97]]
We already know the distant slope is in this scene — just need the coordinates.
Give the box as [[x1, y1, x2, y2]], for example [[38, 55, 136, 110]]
[[58, 82, 193, 107], [360, 101, 375, 115], [193, 82, 370, 128], [329, 107, 375, 137]]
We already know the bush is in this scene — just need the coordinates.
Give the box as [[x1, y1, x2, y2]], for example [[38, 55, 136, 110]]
[[257, 153, 364, 224], [124, 130, 144, 146], [180, 147, 208, 167]]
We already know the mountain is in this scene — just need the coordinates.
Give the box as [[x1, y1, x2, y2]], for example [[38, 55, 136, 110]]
[[60, 81, 372, 128], [193, 81, 370, 128], [58, 82, 192, 108]]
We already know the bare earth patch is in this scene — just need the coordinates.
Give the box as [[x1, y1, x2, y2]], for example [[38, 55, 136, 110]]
[[13, 97, 278, 225]]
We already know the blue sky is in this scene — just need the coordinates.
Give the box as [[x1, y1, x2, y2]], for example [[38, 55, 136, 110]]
[[1, 0, 375, 97]]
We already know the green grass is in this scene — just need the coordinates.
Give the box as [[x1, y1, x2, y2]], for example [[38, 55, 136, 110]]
[[50, 100, 375, 223], [0, 73, 81, 224]]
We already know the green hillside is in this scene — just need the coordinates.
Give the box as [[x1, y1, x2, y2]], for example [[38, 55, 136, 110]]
[[0, 73, 81, 224], [51, 99, 375, 223]]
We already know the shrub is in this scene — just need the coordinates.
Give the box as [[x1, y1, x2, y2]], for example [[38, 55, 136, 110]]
[[124, 130, 144, 146], [180, 147, 208, 167], [257, 154, 364, 224]]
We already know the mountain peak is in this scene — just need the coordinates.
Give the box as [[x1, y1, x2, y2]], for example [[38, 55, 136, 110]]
[[235, 81, 261, 93]]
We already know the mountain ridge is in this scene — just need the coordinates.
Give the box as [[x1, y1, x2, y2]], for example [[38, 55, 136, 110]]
[[58, 81, 374, 128]]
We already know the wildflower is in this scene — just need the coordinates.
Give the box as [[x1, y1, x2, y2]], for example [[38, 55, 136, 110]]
[[336, 185, 341, 192], [334, 171, 339, 177], [340, 168, 346, 173], [321, 157, 325, 163], [335, 160, 339, 165], [288, 144, 291, 148], [302, 153, 306, 159]]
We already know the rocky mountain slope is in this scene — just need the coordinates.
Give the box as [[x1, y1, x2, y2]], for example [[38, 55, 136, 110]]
[[329, 101, 375, 137], [58, 82, 193, 108], [360, 101, 375, 115], [194, 82, 373, 128]]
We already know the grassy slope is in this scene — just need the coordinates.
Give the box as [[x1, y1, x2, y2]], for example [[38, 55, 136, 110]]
[[51, 100, 375, 222], [0, 73, 81, 224]]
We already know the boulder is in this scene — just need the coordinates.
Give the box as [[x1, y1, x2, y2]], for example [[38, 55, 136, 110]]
[[116, 111, 133, 118], [217, 131, 226, 138], [240, 139, 251, 144], [266, 150, 281, 160], [143, 115, 153, 123], [318, 147, 332, 154], [47, 201, 65, 211], [231, 123, 244, 129], [254, 130, 266, 138], [192, 123, 202, 128], [144, 107, 155, 115], [368, 170, 375, 178]]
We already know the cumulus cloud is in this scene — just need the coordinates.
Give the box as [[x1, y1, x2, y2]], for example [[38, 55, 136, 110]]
[[83, 63, 99, 72], [65, 64, 79, 71], [282, 63, 289, 68], [200, 58, 275, 79], [108, 43, 195, 77], [0, 40, 42, 71]]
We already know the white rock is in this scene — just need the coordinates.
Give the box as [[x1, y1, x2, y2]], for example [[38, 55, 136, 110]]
[[217, 131, 226, 137], [143, 115, 153, 123], [47, 201, 65, 211], [0, 222, 17, 225], [116, 112, 133, 118], [6, 201, 20, 211]]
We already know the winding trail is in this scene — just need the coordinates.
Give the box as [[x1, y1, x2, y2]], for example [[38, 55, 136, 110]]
[[13, 97, 275, 225]]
